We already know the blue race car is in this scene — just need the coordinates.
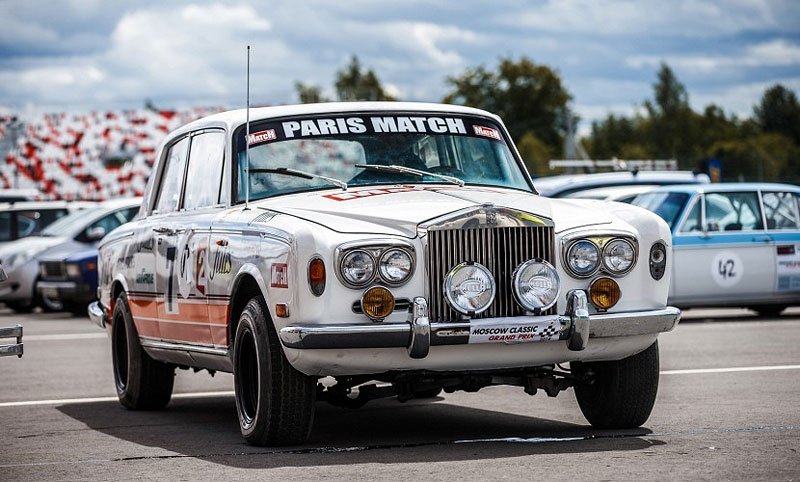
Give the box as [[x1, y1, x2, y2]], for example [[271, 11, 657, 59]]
[[37, 248, 98, 316]]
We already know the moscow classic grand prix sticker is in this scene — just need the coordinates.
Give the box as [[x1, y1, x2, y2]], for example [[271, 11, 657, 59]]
[[711, 250, 743, 287]]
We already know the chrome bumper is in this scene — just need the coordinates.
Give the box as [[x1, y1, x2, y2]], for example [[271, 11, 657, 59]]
[[0, 325, 23, 358], [279, 290, 681, 359], [88, 301, 108, 329]]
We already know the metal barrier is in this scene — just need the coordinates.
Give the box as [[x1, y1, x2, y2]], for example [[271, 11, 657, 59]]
[[0, 325, 23, 358]]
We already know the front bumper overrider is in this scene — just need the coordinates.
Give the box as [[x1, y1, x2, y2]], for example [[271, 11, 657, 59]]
[[279, 290, 681, 359]]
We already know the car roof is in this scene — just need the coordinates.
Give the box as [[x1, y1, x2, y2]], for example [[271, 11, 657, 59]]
[[642, 182, 800, 195], [565, 185, 660, 200], [533, 171, 710, 197], [170, 102, 503, 136], [0, 201, 96, 211], [98, 197, 143, 210]]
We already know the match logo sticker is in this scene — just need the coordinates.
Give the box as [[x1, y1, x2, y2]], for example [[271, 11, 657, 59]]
[[271, 263, 289, 288], [247, 129, 277, 146], [473, 125, 501, 140]]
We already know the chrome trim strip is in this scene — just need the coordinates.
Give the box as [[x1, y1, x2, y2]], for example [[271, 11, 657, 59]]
[[37, 281, 78, 290], [139, 338, 229, 357]]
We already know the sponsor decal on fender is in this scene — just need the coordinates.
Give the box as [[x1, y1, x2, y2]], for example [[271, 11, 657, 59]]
[[271, 263, 289, 288]]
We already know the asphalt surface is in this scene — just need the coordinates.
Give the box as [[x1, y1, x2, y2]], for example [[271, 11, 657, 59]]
[[1, 305, 799, 480]]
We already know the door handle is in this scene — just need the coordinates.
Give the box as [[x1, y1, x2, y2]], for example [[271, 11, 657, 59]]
[[152, 227, 174, 235]]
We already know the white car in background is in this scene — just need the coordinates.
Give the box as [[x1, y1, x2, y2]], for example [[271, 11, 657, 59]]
[[534, 170, 710, 198], [632, 183, 800, 316], [565, 185, 658, 203], [0, 198, 141, 312]]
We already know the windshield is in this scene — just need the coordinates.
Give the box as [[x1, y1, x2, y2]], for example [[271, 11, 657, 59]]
[[41, 206, 106, 237], [234, 114, 531, 202], [631, 192, 691, 228]]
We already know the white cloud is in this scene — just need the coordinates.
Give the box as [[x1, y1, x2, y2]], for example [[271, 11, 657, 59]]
[[627, 39, 800, 72]]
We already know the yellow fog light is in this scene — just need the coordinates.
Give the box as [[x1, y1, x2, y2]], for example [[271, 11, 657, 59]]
[[361, 286, 395, 321], [589, 277, 621, 310]]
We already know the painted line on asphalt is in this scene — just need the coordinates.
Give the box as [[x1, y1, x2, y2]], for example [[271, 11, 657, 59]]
[[2, 364, 800, 408], [660, 365, 800, 375], [24, 333, 107, 341], [0, 391, 234, 408]]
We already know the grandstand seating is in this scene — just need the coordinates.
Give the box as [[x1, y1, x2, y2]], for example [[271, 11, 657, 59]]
[[1, 108, 221, 200]]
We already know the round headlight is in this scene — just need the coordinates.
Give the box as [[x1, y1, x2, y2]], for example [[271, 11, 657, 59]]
[[361, 286, 395, 321], [379, 249, 413, 284], [443, 262, 496, 315], [341, 250, 375, 286], [602, 239, 636, 274], [512, 259, 560, 312], [566, 240, 600, 277], [66, 263, 82, 278]]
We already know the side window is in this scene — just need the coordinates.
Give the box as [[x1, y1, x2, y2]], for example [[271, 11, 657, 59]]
[[120, 206, 140, 223], [704, 192, 762, 232], [762, 192, 800, 230], [183, 131, 226, 210], [154, 137, 190, 214], [678, 198, 702, 233]]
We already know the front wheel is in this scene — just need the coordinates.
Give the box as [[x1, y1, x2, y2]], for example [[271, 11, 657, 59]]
[[572, 341, 660, 429], [233, 297, 316, 446], [111, 293, 174, 410]]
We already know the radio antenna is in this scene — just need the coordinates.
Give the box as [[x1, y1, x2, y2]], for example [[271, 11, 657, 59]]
[[245, 45, 251, 209]]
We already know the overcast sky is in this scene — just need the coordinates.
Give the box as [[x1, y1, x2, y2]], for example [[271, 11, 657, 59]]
[[1, 0, 798, 132]]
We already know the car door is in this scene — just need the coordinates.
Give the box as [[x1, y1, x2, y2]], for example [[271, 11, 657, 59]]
[[761, 190, 800, 295], [154, 130, 226, 349], [671, 190, 774, 306]]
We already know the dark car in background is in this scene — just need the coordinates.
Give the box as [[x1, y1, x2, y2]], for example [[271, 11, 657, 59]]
[[37, 248, 98, 316]]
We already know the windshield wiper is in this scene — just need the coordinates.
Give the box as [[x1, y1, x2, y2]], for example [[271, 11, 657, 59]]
[[354, 164, 464, 187], [250, 167, 347, 191]]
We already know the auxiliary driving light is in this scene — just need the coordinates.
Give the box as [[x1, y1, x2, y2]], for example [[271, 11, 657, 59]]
[[361, 286, 395, 321], [589, 277, 621, 310], [512, 259, 560, 313], [443, 262, 496, 315]]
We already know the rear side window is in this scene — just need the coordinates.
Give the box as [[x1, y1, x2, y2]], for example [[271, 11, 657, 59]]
[[154, 137, 190, 214], [183, 131, 226, 210], [704, 192, 762, 231], [762, 192, 800, 230]]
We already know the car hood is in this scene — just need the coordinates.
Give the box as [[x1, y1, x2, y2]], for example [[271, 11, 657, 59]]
[[0, 236, 66, 260], [259, 186, 612, 237]]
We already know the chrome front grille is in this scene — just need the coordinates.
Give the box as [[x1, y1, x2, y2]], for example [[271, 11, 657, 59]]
[[425, 225, 556, 322], [41, 261, 66, 280]]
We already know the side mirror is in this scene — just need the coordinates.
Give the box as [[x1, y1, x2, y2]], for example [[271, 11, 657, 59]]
[[86, 226, 107, 241]]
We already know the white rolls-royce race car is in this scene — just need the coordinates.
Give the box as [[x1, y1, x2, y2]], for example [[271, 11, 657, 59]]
[[89, 102, 680, 446]]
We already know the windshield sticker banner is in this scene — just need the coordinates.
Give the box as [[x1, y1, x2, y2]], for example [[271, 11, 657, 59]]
[[244, 115, 504, 144]]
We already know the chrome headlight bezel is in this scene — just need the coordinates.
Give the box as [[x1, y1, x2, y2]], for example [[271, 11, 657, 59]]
[[335, 240, 416, 289], [564, 239, 600, 278], [339, 249, 376, 287], [443, 261, 496, 315], [602, 238, 637, 275], [512, 259, 561, 313]]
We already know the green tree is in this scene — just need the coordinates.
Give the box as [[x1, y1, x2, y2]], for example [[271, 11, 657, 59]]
[[643, 63, 699, 164], [754, 84, 800, 144], [708, 133, 800, 182], [516, 131, 552, 176], [294, 56, 395, 103], [334, 56, 396, 102], [443, 57, 571, 153]]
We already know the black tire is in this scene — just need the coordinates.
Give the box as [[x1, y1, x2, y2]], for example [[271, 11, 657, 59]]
[[112, 293, 174, 410], [233, 297, 316, 446], [64, 301, 89, 317], [6, 300, 35, 313], [412, 388, 443, 399], [572, 341, 660, 429], [750, 305, 787, 317]]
